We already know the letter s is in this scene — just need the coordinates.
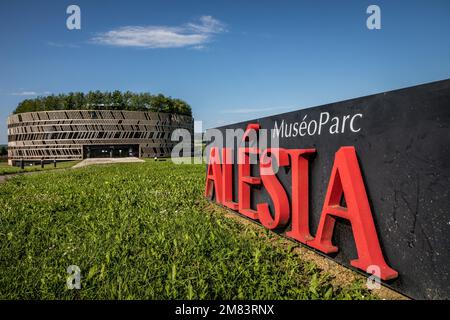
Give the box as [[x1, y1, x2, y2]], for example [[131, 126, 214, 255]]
[[257, 148, 290, 229]]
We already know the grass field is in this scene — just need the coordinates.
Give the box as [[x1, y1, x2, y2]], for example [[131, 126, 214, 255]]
[[0, 160, 375, 299], [0, 160, 79, 175]]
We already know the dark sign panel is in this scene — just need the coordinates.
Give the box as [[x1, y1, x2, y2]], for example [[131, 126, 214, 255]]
[[205, 79, 450, 300]]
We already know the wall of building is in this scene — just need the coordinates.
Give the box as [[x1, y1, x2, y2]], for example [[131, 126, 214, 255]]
[[7, 110, 193, 163]]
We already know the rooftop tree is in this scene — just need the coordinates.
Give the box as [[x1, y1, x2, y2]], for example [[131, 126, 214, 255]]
[[14, 91, 192, 116]]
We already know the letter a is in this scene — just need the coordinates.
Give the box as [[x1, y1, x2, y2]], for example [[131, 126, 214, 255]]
[[307, 147, 397, 280], [222, 148, 238, 210], [205, 147, 223, 204], [366, 5, 381, 30], [66, 5, 81, 30]]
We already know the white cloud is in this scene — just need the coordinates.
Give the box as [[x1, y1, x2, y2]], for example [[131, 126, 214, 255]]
[[11, 91, 51, 96], [11, 91, 38, 96], [47, 42, 80, 48], [91, 15, 226, 49], [186, 15, 226, 34]]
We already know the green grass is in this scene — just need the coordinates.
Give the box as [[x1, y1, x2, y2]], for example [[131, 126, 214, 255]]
[[0, 161, 79, 175], [0, 161, 374, 299]]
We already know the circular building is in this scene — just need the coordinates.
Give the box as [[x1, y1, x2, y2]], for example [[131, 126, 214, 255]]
[[7, 110, 193, 165]]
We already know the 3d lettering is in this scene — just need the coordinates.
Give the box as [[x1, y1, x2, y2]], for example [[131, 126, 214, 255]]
[[205, 124, 398, 280]]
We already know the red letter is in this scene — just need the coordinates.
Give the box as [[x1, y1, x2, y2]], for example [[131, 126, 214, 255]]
[[307, 147, 398, 280], [204, 147, 223, 204], [257, 148, 290, 229], [222, 147, 238, 210], [238, 147, 260, 219], [285, 148, 316, 244], [238, 124, 261, 220]]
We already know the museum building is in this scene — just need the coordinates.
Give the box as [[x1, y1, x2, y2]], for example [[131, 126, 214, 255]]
[[7, 110, 193, 165]]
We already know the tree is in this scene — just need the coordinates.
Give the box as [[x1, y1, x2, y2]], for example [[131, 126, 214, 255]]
[[64, 92, 76, 110], [0, 146, 7, 156], [172, 98, 192, 116], [123, 91, 133, 109], [111, 90, 124, 109], [73, 92, 85, 109], [12, 91, 192, 116]]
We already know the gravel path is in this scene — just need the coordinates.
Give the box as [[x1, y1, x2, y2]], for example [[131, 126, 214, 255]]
[[72, 157, 145, 168]]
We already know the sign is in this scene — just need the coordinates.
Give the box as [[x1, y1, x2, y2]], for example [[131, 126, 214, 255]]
[[204, 79, 450, 299]]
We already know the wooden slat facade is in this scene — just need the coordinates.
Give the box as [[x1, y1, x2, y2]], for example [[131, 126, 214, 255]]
[[7, 110, 193, 163]]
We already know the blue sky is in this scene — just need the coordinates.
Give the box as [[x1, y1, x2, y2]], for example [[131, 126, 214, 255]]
[[1, 0, 450, 143]]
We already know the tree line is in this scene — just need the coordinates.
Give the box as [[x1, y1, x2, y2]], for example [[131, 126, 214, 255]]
[[14, 91, 192, 116]]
